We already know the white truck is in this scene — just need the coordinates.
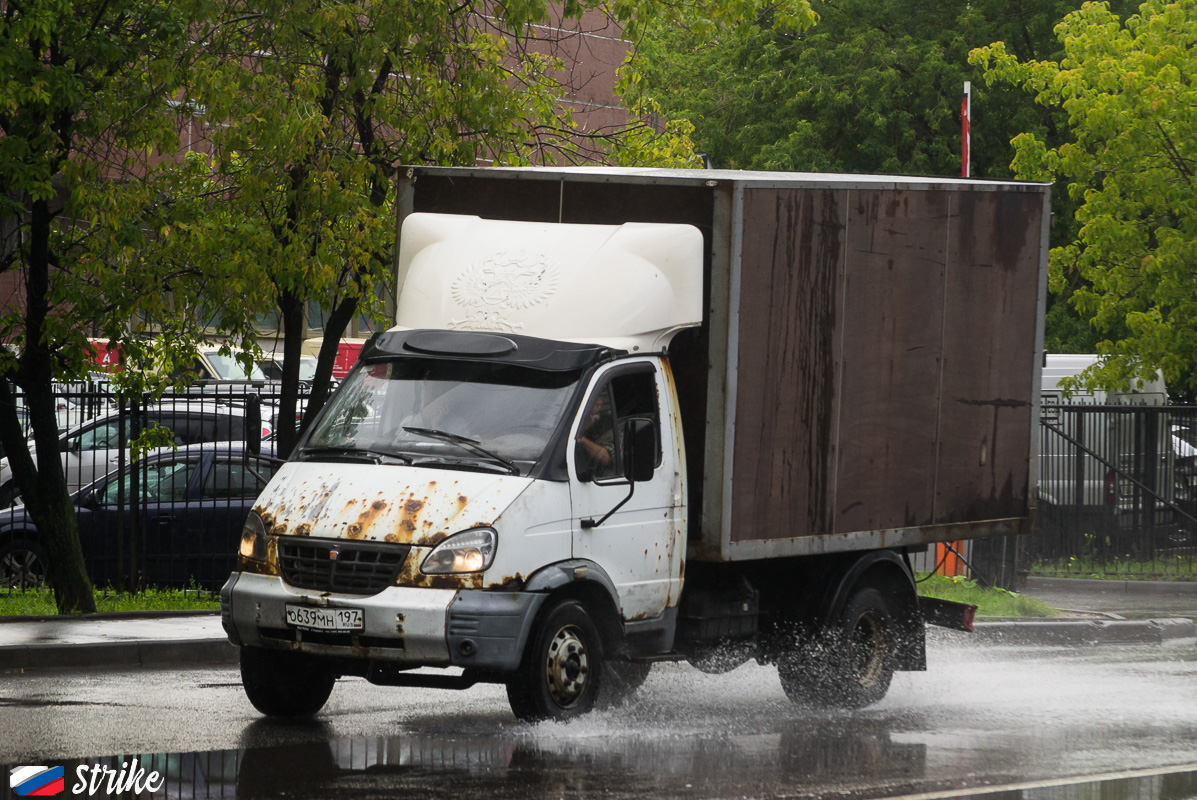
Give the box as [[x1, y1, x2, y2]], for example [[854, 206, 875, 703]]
[[221, 167, 1050, 720]]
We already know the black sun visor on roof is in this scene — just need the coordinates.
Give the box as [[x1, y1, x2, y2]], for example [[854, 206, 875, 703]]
[[363, 329, 619, 372]]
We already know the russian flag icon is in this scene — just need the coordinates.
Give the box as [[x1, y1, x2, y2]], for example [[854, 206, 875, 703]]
[[9, 766, 65, 796]]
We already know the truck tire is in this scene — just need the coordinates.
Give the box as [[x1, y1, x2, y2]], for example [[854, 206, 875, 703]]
[[0, 538, 47, 589], [778, 587, 894, 709], [240, 646, 335, 718], [506, 599, 604, 721]]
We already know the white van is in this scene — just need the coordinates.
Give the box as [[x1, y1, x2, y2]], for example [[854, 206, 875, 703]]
[[1038, 354, 1174, 527]]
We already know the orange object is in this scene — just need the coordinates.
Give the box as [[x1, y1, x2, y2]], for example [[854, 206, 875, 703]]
[[936, 542, 964, 577]]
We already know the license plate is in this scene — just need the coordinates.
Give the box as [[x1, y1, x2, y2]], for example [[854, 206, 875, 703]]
[[285, 604, 364, 632]]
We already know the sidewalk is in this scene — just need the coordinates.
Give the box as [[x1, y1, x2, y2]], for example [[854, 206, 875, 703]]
[[0, 610, 236, 671], [0, 579, 1194, 672]]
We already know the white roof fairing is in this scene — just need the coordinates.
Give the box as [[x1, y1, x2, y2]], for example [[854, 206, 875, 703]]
[[394, 213, 704, 353]]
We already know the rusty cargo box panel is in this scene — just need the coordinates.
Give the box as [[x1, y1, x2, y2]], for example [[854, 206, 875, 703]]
[[934, 191, 1041, 524], [720, 186, 1045, 559], [830, 189, 949, 536], [730, 188, 842, 543], [402, 167, 1049, 563]]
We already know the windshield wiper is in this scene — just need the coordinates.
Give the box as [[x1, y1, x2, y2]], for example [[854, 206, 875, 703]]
[[299, 446, 412, 465], [403, 427, 519, 475]]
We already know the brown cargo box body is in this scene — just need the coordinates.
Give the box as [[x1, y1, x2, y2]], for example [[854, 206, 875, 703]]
[[400, 167, 1049, 563], [730, 186, 1043, 556]]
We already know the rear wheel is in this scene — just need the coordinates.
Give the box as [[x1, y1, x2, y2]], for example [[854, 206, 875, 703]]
[[240, 646, 335, 718], [778, 587, 894, 709], [0, 538, 47, 589], [506, 600, 604, 722]]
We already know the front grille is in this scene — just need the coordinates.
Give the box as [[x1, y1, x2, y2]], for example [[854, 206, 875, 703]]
[[278, 536, 409, 595]]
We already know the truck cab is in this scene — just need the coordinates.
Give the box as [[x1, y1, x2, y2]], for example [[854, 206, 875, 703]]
[[224, 214, 701, 719]]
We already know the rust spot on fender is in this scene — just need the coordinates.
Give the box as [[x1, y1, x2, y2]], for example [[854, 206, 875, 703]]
[[295, 523, 312, 537], [419, 531, 449, 547], [412, 572, 482, 590], [490, 573, 526, 591]]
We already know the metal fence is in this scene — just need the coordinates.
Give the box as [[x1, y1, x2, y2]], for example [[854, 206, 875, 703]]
[[0, 382, 300, 593], [5, 387, 1194, 594], [1032, 403, 1197, 579]]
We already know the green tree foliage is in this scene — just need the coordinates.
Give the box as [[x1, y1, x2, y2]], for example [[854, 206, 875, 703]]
[[1, 0, 811, 612], [0, 0, 261, 612], [629, 0, 1117, 177], [972, 0, 1197, 395], [182, 0, 783, 456]]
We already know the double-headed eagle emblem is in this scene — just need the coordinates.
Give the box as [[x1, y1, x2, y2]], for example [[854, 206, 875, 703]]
[[449, 251, 561, 333]]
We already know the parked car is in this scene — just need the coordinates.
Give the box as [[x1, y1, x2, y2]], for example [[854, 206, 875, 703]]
[[0, 444, 279, 589], [258, 354, 318, 383], [0, 401, 272, 502], [190, 345, 268, 383]]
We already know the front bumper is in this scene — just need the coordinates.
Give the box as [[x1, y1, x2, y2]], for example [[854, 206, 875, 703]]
[[222, 571, 457, 665], [222, 572, 547, 673]]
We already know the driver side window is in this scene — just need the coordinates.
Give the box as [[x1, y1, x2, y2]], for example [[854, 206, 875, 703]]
[[574, 369, 661, 483], [575, 385, 618, 482]]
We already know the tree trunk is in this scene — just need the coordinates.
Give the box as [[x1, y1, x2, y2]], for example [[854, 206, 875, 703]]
[[275, 290, 306, 459], [298, 294, 360, 438], [3, 198, 96, 614]]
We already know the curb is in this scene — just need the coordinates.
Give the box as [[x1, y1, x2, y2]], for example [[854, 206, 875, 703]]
[[0, 638, 238, 672], [970, 617, 1197, 646], [0, 609, 220, 625], [1023, 577, 1197, 595]]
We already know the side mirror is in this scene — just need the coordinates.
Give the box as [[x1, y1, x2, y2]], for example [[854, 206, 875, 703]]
[[622, 417, 656, 483], [244, 395, 262, 456]]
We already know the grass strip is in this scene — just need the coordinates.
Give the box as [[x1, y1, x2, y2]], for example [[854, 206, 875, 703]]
[[0, 586, 219, 616], [917, 573, 1056, 619]]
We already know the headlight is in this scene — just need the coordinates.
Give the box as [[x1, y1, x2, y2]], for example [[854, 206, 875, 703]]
[[421, 527, 497, 574], [239, 512, 268, 561]]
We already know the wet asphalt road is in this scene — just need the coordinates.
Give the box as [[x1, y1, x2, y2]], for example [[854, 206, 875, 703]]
[[2, 634, 1196, 799]]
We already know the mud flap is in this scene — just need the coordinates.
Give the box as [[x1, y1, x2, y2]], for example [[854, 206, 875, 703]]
[[919, 596, 977, 632]]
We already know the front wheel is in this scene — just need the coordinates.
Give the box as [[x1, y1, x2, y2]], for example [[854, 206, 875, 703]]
[[0, 538, 47, 589], [240, 646, 335, 718], [506, 600, 604, 722], [778, 587, 895, 710]]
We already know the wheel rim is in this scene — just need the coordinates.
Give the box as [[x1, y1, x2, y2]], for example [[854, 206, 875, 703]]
[[2, 548, 46, 590], [846, 611, 887, 687], [544, 624, 590, 708]]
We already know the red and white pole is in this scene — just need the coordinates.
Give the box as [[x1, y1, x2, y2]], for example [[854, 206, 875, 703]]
[[962, 81, 971, 178]]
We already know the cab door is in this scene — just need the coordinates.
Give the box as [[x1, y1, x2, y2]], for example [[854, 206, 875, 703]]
[[569, 360, 683, 622]]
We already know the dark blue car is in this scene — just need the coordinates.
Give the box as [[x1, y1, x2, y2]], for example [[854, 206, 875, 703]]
[[0, 444, 279, 590]]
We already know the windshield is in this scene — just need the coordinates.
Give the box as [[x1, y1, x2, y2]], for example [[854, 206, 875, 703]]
[[206, 352, 266, 381], [298, 359, 582, 475]]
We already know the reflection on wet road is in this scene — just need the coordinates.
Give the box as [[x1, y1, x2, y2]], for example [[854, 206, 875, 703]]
[[3, 636, 1196, 799]]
